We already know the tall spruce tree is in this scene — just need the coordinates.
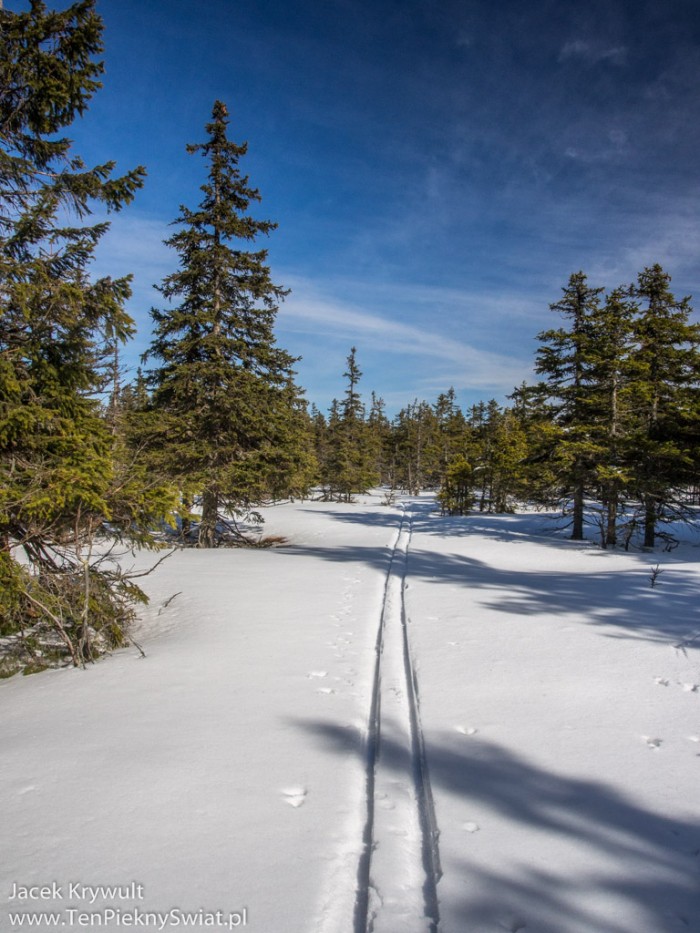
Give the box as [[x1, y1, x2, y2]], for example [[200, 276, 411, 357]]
[[583, 286, 637, 547], [143, 102, 309, 546], [391, 400, 440, 493], [627, 265, 700, 547], [0, 0, 165, 668], [324, 347, 379, 500], [534, 272, 605, 539]]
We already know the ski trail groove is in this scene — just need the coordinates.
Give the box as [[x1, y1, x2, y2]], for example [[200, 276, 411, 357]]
[[355, 503, 441, 933]]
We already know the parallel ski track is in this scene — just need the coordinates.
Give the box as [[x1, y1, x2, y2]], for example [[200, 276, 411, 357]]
[[354, 502, 442, 933]]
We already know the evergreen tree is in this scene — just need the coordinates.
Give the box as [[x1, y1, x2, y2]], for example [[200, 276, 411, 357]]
[[627, 265, 700, 547], [0, 0, 166, 669], [143, 101, 309, 545], [367, 391, 392, 487], [324, 348, 379, 500], [391, 400, 440, 493], [583, 287, 637, 547], [534, 272, 605, 539], [433, 388, 470, 484], [471, 401, 528, 513], [437, 456, 474, 516]]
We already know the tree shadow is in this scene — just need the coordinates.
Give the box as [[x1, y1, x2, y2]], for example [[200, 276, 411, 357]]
[[294, 720, 700, 932], [284, 533, 700, 647]]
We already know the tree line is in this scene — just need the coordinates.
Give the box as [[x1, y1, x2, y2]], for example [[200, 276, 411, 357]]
[[2, 1, 699, 673]]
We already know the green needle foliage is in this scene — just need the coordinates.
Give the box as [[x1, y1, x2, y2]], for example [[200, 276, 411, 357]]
[[143, 102, 314, 546], [0, 1, 172, 673], [321, 347, 380, 501], [528, 266, 700, 547]]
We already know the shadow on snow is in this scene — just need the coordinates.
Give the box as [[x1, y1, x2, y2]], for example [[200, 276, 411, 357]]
[[284, 507, 700, 649], [293, 720, 700, 932]]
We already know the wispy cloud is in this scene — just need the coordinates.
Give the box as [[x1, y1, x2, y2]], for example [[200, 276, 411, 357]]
[[278, 275, 534, 392], [564, 127, 629, 163], [558, 39, 627, 66]]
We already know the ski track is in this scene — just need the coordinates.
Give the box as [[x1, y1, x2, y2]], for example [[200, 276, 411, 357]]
[[355, 501, 442, 933]]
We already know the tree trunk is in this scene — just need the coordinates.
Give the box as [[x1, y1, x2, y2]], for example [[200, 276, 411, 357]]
[[571, 474, 585, 540], [643, 495, 656, 548], [605, 487, 618, 549], [199, 489, 219, 548]]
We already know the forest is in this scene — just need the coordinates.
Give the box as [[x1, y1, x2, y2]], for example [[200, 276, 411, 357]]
[[2, 0, 699, 675]]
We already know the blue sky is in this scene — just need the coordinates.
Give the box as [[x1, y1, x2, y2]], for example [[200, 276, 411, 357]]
[[21, 0, 700, 414]]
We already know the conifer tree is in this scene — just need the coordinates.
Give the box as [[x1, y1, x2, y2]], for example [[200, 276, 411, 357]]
[[627, 265, 700, 547], [534, 272, 605, 538], [391, 400, 440, 493], [434, 388, 470, 483], [324, 348, 379, 500], [143, 102, 309, 545], [0, 0, 166, 668], [437, 456, 474, 515], [583, 287, 637, 547], [471, 401, 528, 513]]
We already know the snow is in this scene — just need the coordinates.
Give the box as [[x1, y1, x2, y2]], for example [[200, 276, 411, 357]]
[[2, 493, 699, 932]]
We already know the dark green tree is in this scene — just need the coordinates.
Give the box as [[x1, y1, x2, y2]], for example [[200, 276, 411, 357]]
[[534, 272, 605, 539], [470, 401, 528, 513], [433, 388, 470, 485], [390, 400, 440, 494], [437, 456, 474, 516], [582, 287, 637, 547], [143, 101, 310, 545], [0, 0, 166, 670], [627, 265, 700, 547], [324, 347, 379, 500]]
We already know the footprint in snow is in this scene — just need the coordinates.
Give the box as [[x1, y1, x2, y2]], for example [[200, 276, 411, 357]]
[[643, 736, 663, 750], [654, 677, 670, 686], [455, 725, 478, 736], [282, 787, 307, 808], [682, 683, 699, 693]]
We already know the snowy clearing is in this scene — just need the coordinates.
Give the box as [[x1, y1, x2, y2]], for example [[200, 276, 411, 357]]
[[2, 493, 700, 932]]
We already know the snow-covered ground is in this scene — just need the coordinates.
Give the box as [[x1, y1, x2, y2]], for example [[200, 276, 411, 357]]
[[2, 493, 699, 932]]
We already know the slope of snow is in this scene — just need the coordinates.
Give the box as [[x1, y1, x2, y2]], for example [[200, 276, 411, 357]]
[[2, 493, 699, 932]]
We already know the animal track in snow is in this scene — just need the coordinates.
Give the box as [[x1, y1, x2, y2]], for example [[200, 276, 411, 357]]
[[463, 821, 480, 833], [654, 677, 670, 686], [454, 725, 478, 736], [281, 786, 307, 808], [681, 683, 699, 693], [643, 736, 663, 750]]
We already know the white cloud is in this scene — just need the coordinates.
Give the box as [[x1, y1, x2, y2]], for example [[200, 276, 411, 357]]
[[278, 276, 534, 391], [559, 40, 627, 66], [564, 127, 629, 163]]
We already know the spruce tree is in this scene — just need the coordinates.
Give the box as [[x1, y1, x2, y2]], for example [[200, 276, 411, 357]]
[[0, 0, 165, 668], [434, 388, 470, 485], [471, 401, 528, 513], [583, 287, 637, 547], [143, 102, 309, 545], [438, 456, 474, 516], [391, 400, 440, 494], [627, 265, 700, 547], [534, 272, 605, 539], [324, 348, 379, 500]]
